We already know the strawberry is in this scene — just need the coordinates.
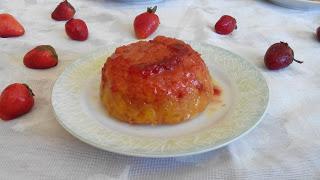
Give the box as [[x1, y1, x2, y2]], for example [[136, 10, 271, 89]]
[[134, 6, 160, 39], [51, 0, 75, 21], [214, 15, 237, 35], [0, 83, 34, 121], [264, 42, 303, 70], [65, 18, 88, 41], [23, 45, 58, 69], [0, 13, 25, 38]]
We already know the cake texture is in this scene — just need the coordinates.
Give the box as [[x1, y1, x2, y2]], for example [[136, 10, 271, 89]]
[[100, 36, 213, 124]]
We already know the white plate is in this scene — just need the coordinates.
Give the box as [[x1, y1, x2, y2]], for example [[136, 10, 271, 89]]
[[269, 0, 320, 9], [52, 42, 269, 158]]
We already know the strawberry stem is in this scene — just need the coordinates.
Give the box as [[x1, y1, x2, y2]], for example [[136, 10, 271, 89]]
[[147, 6, 157, 13], [293, 59, 303, 64]]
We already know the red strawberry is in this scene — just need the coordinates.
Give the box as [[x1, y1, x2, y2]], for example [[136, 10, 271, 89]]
[[264, 42, 303, 70], [214, 15, 237, 35], [0, 13, 25, 38], [134, 6, 160, 39], [0, 83, 34, 121], [51, 0, 75, 21], [65, 18, 88, 41], [23, 45, 58, 69]]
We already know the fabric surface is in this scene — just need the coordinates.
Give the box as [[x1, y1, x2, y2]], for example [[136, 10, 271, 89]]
[[1, 0, 320, 179]]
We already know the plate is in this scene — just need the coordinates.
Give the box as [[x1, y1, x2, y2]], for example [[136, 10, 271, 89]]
[[52, 42, 269, 158], [269, 0, 320, 9]]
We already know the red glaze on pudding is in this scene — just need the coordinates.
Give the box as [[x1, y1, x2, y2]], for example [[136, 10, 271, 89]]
[[101, 36, 214, 125]]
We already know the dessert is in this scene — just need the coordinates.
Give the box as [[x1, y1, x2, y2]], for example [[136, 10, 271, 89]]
[[100, 36, 214, 125]]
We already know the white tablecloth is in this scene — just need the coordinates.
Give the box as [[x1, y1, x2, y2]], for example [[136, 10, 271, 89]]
[[1, 0, 319, 179]]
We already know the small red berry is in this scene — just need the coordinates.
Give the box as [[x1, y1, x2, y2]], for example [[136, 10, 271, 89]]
[[134, 6, 160, 39], [51, 0, 75, 21], [264, 42, 303, 70], [65, 18, 88, 41], [0, 13, 25, 38], [214, 15, 237, 35], [23, 45, 58, 69], [0, 83, 35, 121]]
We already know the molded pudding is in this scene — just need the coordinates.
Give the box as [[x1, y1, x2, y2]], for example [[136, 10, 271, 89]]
[[100, 36, 214, 125]]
